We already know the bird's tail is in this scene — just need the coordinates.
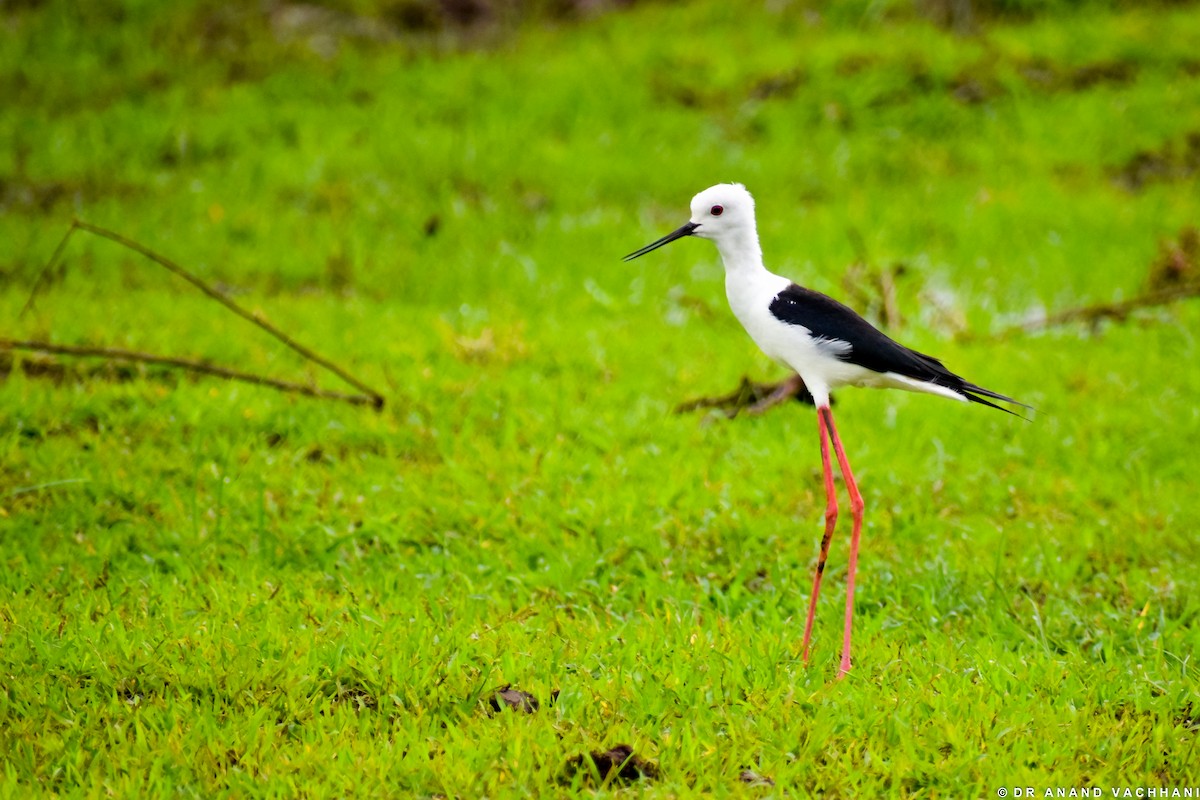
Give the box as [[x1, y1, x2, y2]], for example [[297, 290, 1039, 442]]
[[960, 382, 1033, 419]]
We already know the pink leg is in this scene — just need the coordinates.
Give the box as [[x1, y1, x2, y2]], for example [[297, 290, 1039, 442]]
[[801, 405, 839, 664], [822, 406, 864, 678]]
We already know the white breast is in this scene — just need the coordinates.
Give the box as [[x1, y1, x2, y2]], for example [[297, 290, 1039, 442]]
[[725, 270, 790, 358]]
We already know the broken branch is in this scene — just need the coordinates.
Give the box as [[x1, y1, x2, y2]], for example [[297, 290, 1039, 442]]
[[1002, 281, 1200, 336]]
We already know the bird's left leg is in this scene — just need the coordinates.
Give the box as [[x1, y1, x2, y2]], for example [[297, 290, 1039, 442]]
[[821, 406, 864, 678], [800, 404, 839, 664]]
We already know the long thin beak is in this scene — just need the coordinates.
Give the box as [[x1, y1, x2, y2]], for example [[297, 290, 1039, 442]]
[[622, 221, 700, 261]]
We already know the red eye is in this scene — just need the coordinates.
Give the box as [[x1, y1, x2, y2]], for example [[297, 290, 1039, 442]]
[[710, 205, 724, 216]]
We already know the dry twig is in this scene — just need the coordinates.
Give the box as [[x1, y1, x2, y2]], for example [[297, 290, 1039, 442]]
[[674, 375, 817, 417], [1008, 283, 1200, 334], [1, 340, 380, 407]]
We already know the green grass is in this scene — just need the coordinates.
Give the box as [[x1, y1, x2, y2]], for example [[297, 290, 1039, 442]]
[[3, 0, 1200, 795]]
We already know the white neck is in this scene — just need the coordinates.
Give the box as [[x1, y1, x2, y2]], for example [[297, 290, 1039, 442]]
[[718, 225, 791, 334], [714, 227, 769, 279]]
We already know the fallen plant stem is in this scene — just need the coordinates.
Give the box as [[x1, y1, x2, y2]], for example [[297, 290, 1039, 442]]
[[999, 281, 1200, 336], [14, 219, 385, 409], [18, 221, 76, 319], [675, 374, 817, 417], [1, 339, 381, 407]]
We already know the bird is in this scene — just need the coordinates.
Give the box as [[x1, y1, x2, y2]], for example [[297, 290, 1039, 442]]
[[623, 183, 1027, 678]]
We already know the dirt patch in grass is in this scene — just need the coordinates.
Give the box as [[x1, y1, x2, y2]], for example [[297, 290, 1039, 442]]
[[564, 744, 658, 784], [323, 679, 381, 712], [890, 53, 1144, 110], [1114, 131, 1200, 192], [1146, 226, 1200, 291], [0, 176, 145, 213], [0, 353, 166, 386], [749, 68, 808, 100], [739, 768, 775, 787], [1175, 702, 1199, 732], [488, 684, 539, 714]]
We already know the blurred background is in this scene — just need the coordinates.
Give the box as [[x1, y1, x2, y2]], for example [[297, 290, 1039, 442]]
[[5, 0, 1196, 310]]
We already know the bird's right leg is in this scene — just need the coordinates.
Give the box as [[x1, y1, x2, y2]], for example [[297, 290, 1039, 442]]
[[822, 405, 864, 679], [801, 404, 838, 664]]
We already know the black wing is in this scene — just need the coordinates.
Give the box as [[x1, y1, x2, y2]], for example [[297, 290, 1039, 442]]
[[768, 284, 1027, 414]]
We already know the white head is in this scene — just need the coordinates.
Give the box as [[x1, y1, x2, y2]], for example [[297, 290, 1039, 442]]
[[687, 183, 756, 242], [623, 183, 760, 262]]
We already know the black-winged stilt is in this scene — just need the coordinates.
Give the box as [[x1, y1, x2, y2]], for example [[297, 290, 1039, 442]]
[[624, 183, 1027, 677]]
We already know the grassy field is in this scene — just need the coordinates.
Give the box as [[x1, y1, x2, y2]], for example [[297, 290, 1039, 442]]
[[3, 0, 1200, 795]]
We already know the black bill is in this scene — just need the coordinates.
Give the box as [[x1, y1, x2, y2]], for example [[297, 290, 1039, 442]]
[[622, 221, 700, 261]]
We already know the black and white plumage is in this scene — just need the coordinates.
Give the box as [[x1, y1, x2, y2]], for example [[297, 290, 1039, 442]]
[[767, 284, 1022, 414], [624, 183, 1027, 678]]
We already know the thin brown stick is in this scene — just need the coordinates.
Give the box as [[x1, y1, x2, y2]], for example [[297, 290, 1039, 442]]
[[1, 339, 380, 407], [674, 375, 818, 416], [19, 220, 80, 319]]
